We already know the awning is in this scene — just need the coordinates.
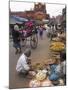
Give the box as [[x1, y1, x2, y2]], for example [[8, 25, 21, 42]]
[[9, 15, 28, 24]]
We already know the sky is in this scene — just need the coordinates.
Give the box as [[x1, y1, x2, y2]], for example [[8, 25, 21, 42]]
[[10, 1, 65, 17]]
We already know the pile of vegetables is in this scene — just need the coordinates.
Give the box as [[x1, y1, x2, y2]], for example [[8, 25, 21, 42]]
[[29, 70, 53, 87], [29, 79, 41, 87], [50, 42, 65, 52], [29, 57, 65, 88], [29, 77, 53, 87], [32, 63, 45, 70], [36, 70, 47, 81], [29, 62, 65, 87]]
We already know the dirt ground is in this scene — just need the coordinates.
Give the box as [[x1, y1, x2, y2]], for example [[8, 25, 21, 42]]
[[9, 30, 51, 89]]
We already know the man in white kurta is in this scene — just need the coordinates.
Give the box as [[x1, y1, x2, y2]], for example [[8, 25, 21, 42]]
[[16, 49, 31, 74]]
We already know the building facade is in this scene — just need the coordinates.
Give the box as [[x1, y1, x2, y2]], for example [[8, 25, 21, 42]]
[[10, 3, 50, 20]]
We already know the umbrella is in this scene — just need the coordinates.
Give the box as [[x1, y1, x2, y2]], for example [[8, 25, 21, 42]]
[[11, 15, 28, 22]]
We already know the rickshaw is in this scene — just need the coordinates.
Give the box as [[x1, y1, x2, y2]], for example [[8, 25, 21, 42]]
[[19, 21, 38, 49]]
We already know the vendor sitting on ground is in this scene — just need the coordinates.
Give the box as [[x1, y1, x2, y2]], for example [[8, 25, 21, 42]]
[[16, 48, 32, 76], [49, 51, 66, 85]]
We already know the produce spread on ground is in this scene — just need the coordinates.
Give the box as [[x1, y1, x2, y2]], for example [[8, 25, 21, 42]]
[[28, 32, 66, 88]]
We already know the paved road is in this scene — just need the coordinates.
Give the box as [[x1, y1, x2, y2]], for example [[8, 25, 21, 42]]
[[9, 30, 50, 89]]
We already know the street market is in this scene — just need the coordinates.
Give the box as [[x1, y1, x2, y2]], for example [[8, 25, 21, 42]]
[[9, 2, 66, 89]]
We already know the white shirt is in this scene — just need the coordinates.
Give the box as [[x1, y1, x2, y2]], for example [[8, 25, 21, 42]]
[[61, 61, 66, 75], [14, 25, 19, 31], [55, 61, 66, 75], [16, 53, 30, 73], [55, 64, 62, 73], [46, 26, 49, 33]]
